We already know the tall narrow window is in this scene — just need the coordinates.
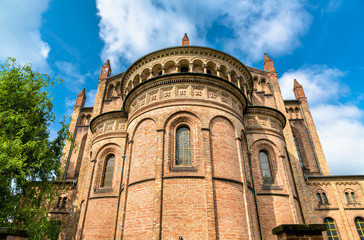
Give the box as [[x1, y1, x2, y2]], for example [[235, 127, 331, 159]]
[[293, 134, 303, 167], [324, 217, 340, 240], [176, 126, 191, 166], [61, 197, 67, 208], [316, 193, 323, 205], [345, 192, 352, 204], [102, 154, 115, 187], [322, 193, 329, 205], [355, 217, 364, 240], [259, 151, 273, 184], [56, 197, 62, 208], [351, 192, 357, 204]]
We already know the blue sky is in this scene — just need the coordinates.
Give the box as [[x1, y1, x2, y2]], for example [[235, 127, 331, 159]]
[[1, 0, 363, 175]]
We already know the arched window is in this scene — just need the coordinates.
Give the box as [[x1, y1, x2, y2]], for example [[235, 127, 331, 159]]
[[102, 154, 115, 188], [351, 192, 357, 204], [355, 217, 364, 239], [317, 193, 323, 205], [61, 197, 67, 208], [259, 151, 273, 184], [176, 126, 191, 166], [180, 66, 189, 73], [322, 193, 329, 205], [346, 192, 352, 204], [293, 134, 303, 167], [324, 217, 340, 240], [56, 197, 62, 208]]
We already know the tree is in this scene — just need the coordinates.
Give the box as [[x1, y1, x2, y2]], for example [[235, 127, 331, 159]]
[[0, 58, 69, 239]]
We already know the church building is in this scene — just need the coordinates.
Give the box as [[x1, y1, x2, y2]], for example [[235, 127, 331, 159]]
[[52, 34, 364, 240]]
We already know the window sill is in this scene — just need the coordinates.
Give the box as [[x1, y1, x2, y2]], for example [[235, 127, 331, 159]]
[[262, 184, 282, 191], [94, 187, 113, 193], [171, 166, 197, 172]]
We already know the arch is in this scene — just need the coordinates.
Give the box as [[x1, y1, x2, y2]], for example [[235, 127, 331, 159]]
[[152, 63, 162, 77], [322, 192, 329, 204], [344, 188, 357, 204], [176, 126, 192, 166], [178, 59, 189, 72], [259, 150, 273, 184], [85, 114, 91, 125], [355, 217, 364, 239], [192, 59, 203, 73], [107, 84, 114, 99], [61, 196, 67, 208], [231, 70, 238, 86], [206, 61, 217, 75], [164, 60, 176, 74], [115, 81, 121, 96], [130, 117, 157, 140], [133, 74, 140, 86], [324, 217, 339, 239], [101, 154, 115, 188], [79, 114, 86, 125], [164, 111, 202, 170], [250, 139, 281, 185], [219, 65, 228, 80], [210, 116, 241, 181], [141, 68, 150, 82]]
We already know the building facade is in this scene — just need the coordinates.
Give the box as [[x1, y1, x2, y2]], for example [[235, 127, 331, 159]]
[[52, 35, 364, 239]]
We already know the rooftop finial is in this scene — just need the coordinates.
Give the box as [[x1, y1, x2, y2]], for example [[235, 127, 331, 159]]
[[182, 33, 189, 46]]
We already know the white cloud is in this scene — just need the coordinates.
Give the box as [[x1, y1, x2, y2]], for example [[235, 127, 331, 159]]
[[0, 0, 50, 71], [96, 0, 311, 69], [279, 65, 346, 104], [85, 89, 97, 107], [279, 66, 364, 175], [56, 61, 91, 93]]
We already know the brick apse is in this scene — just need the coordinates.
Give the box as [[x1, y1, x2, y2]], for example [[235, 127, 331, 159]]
[[52, 35, 364, 239]]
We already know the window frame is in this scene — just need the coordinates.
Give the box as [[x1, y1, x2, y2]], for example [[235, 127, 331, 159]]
[[175, 125, 192, 166], [101, 153, 116, 188], [324, 217, 340, 240], [355, 217, 364, 240], [259, 150, 274, 185]]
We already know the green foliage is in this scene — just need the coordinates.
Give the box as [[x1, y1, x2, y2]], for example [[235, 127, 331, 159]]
[[0, 58, 69, 239]]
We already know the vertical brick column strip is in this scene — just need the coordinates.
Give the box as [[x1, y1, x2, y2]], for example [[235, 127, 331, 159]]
[[152, 129, 165, 240], [201, 127, 217, 239], [236, 136, 254, 239], [117, 140, 134, 240]]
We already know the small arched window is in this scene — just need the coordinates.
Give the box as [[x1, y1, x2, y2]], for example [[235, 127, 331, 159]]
[[180, 66, 189, 73], [102, 154, 115, 188], [56, 197, 62, 208], [351, 192, 357, 204], [322, 193, 329, 205], [355, 217, 364, 239], [346, 192, 352, 204], [176, 126, 191, 166], [61, 197, 67, 208], [324, 217, 339, 240], [259, 151, 273, 184], [316, 193, 323, 205]]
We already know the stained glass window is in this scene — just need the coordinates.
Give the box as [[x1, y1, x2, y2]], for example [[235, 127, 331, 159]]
[[259, 151, 273, 184], [324, 218, 340, 240], [176, 126, 191, 166], [355, 217, 364, 240], [102, 154, 115, 187]]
